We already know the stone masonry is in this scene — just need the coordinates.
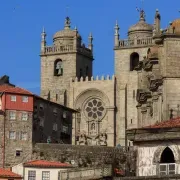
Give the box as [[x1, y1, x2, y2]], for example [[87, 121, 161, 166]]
[[40, 9, 180, 147]]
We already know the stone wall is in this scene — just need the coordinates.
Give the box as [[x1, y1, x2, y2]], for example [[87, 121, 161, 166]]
[[60, 165, 112, 180], [32, 144, 136, 176], [5, 110, 33, 167]]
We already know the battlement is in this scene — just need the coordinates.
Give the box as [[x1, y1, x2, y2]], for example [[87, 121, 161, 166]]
[[70, 75, 115, 83], [117, 37, 154, 49], [41, 44, 93, 58]]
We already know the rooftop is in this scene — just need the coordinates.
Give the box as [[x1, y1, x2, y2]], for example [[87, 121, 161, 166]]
[[143, 117, 180, 129], [0, 168, 21, 179], [0, 84, 33, 96], [24, 160, 72, 168]]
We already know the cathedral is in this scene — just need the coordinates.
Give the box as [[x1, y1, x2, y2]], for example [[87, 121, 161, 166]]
[[40, 9, 180, 147]]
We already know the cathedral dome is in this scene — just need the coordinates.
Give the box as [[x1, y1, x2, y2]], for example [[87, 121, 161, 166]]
[[171, 19, 180, 34], [129, 21, 153, 32], [53, 17, 81, 44], [53, 29, 81, 39], [128, 10, 153, 39]]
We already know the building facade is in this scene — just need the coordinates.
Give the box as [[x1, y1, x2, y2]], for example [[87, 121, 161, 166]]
[[0, 79, 76, 168], [12, 160, 72, 180], [40, 9, 180, 147]]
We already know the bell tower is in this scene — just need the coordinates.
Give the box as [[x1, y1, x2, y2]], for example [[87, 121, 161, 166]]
[[40, 17, 94, 106], [114, 9, 154, 146]]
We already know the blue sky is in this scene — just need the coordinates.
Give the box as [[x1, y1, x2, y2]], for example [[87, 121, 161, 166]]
[[0, 0, 179, 94]]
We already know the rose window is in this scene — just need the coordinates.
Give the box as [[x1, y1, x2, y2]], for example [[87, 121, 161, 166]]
[[84, 98, 106, 120]]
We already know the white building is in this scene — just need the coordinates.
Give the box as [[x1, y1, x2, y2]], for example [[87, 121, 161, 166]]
[[127, 117, 180, 177], [12, 160, 72, 180]]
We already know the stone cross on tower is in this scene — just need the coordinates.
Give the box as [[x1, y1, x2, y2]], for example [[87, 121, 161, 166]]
[[136, 0, 146, 21], [64, 16, 71, 29]]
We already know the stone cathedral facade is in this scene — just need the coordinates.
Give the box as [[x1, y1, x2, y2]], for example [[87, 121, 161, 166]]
[[40, 10, 180, 147]]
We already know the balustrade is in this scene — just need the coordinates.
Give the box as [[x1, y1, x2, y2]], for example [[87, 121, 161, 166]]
[[42, 44, 92, 57], [119, 37, 153, 48]]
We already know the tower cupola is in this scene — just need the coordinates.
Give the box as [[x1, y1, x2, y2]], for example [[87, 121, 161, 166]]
[[53, 17, 82, 46], [128, 9, 153, 39]]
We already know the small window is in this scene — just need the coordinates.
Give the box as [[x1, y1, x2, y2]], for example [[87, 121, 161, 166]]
[[21, 112, 28, 121], [53, 123, 58, 131], [42, 171, 50, 180], [40, 119, 44, 127], [62, 126, 68, 133], [9, 131, 16, 139], [11, 95, 16, 102], [22, 96, 28, 102], [16, 150, 21, 157], [9, 111, 16, 120], [63, 111, 67, 118], [21, 132, 27, 140], [39, 104, 44, 110], [56, 94, 58, 102], [28, 170, 36, 180]]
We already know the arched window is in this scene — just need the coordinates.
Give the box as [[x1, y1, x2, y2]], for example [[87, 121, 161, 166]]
[[130, 52, 139, 71], [159, 147, 175, 175], [160, 147, 175, 164], [54, 59, 63, 76]]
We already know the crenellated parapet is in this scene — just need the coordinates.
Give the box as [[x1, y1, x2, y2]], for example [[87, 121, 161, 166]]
[[70, 75, 115, 83]]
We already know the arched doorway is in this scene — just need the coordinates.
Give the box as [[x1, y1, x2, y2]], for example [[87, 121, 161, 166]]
[[159, 147, 176, 175]]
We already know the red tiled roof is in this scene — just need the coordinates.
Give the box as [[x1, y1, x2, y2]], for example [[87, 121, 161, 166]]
[[24, 160, 72, 168], [143, 117, 180, 129], [0, 168, 21, 178], [0, 84, 33, 95]]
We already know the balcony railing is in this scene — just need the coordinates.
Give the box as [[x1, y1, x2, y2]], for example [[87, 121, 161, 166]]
[[119, 37, 153, 48]]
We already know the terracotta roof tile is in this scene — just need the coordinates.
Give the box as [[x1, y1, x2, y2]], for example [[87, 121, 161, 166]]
[[24, 160, 72, 168], [143, 117, 180, 129], [0, 84, 33, 95], [0, 168, 21, 178]]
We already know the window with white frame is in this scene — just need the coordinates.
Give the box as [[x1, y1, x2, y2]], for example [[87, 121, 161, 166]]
[[9, 111, 16, 120], [21, 132, 27, 140], [159, 147, 176, 175], [28, 170, 36, 180], [11, 95, 16, 102], [9, 131, 16, 139], [40, 118, 44, 127], [22, 96, 28, 102], [21, 112, 28, 121], [62, 125, 68, 133], [42, 171, 50, 180], [53, 123, 58, 131]]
